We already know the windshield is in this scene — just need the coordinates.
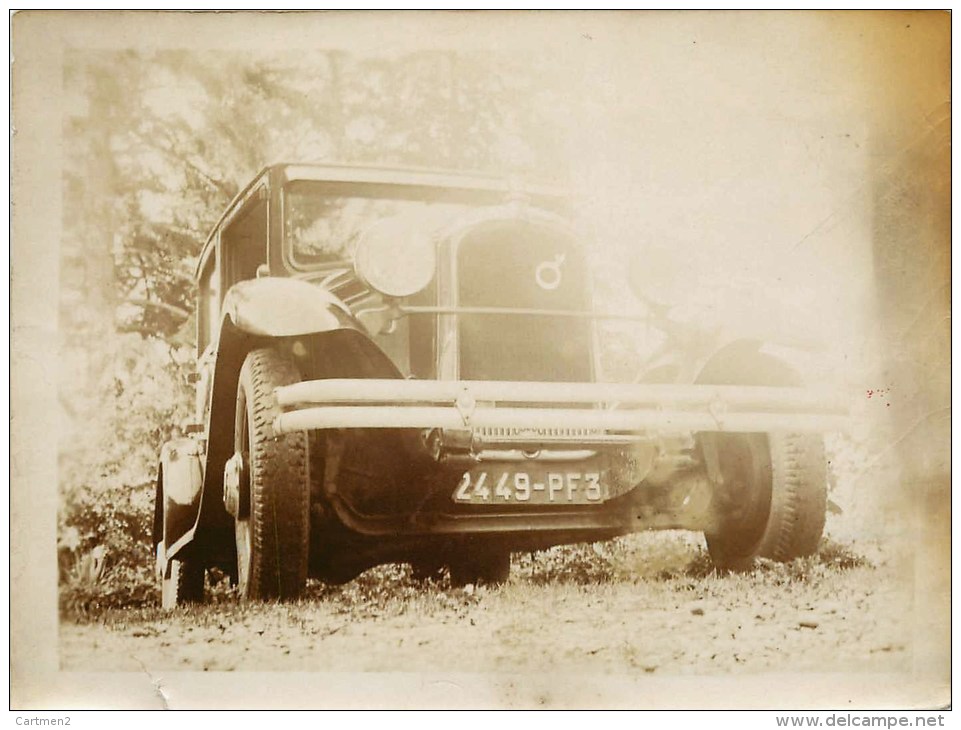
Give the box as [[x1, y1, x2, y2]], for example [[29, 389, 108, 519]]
[[284, 180, 506, 269]]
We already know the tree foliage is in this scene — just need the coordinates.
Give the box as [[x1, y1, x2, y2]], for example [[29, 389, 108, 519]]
[[58, 48, 570, 610]]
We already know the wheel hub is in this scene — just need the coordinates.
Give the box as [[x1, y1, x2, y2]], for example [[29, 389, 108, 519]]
[[223, 451, 249, 519]]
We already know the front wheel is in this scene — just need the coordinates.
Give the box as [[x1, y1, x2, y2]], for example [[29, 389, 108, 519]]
[[703, 432, 827, 570], [233, 347, 310, 601]]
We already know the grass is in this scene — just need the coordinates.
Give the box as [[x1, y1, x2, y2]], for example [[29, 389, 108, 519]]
[[66, 533, 872, 627]]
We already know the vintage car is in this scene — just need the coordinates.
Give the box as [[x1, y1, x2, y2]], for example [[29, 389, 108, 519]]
[[153, 162, 846, 607]]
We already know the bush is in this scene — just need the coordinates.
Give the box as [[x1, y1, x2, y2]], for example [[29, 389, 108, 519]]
[[59, 481, 159, 616], [58, 334, 193, 618]]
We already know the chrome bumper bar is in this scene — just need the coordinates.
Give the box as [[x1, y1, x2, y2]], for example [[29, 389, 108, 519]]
[[272, 379, 848, 437]]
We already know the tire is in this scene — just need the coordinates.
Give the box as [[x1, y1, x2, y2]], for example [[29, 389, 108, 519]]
[[234, 347, 310, 601], [704, 432, 827, 571], [449, 550, 511, 587], [161, 556, 205, 609]]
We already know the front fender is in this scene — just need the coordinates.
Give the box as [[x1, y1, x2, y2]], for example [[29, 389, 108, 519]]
[[222, 277, 357, 337], [638, 337, 804, 387], [694, 339, 802, 387], [179, 278, 400, 562]]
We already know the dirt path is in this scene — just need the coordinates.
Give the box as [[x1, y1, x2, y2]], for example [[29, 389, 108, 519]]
[[60, 534, 911, 678]]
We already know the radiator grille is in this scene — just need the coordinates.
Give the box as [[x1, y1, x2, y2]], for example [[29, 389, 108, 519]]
[[457, 221, 592, 383]]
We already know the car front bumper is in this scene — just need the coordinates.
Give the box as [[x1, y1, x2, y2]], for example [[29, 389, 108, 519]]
[[272, 379, 848, 439]]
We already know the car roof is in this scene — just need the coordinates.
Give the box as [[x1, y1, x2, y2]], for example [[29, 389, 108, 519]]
[[276, 162, 568, 197], [196, 162, 569, 279]]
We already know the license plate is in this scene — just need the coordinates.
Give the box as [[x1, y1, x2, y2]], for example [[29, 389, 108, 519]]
[[452, 469, 608, 505]]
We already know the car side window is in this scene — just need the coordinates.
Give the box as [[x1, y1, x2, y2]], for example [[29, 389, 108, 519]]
[[222, 191, 268, 289], [197, 251, 219, 355]]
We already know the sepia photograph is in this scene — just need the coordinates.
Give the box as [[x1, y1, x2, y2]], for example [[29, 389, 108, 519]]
[[10, 9, 950, 710]]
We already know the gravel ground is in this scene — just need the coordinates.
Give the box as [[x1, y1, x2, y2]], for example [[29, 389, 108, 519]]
[[60, 533, 912, 678]]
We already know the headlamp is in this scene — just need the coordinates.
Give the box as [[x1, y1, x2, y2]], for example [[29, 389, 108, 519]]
[[354, 216, 436, 298]]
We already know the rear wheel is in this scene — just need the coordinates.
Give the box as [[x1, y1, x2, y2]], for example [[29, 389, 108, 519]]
[[449, 549, 511, 587], [161, 556, 205, 609], [704, 432, 826, 570], [233, 348, 310, 600], [410, 560, 446, 583]]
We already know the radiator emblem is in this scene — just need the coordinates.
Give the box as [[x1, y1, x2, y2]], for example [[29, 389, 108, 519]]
[[535, 253, 566, 291]]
